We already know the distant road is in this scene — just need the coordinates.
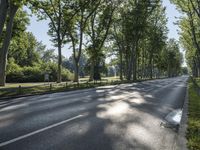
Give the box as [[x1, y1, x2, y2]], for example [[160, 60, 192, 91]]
[[0, 76, 188, 150]]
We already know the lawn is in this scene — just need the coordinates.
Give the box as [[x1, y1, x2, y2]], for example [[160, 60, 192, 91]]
[[187, 78, 200, 150], [0, 77, 122, 99], [0, 76, 168, 99]]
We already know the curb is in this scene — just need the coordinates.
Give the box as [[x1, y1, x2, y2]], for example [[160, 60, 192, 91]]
[[176, 86, 188, 150]]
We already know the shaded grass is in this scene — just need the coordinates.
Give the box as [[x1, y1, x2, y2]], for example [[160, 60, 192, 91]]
[[0, 80, 122, 99], [187, 78, 200, 150], [0, 76, 166, 99]]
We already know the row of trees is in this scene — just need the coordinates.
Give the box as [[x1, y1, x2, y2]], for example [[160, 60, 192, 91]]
[[0, 0, 183, 86], [171, 0, 200, 77]]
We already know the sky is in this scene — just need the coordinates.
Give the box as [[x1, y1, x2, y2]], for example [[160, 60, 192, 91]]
[[26, 0, 186, 66]]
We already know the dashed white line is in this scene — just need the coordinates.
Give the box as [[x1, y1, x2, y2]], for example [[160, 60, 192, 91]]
[[0, 115, 84, 147]]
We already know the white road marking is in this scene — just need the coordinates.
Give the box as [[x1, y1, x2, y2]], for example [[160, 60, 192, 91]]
[[0, 115, 84, 147]]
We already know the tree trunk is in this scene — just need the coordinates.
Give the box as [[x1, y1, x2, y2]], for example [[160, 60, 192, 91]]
[[127, 50, 134, 81], [0, 0, 8, 37], [0, 4, 18, 86], [167, 63, 171, 78], [89, 61, 95, 81], [142, 48, 145, 79], [73, 59, 79, 82], [133, 53, 137, 81], [125, 48, 129, 80], [119, 49, 123, 81], [133, 40, 139, 81], [149, 54, 153, 79], [57, 43, 62, 83]]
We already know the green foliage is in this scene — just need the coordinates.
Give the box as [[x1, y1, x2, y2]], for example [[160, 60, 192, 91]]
[[6, 59, 73, 83], [1, 0, 185, 85], [171, 0, 200, 77], [187, 78, 200, 150], [9, 32, 40, 66]]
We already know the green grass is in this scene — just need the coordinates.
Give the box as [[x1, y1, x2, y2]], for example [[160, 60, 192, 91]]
[[0, 76, 165, 99], [187, 78, 200, 150], [0, 77, 123, 98]]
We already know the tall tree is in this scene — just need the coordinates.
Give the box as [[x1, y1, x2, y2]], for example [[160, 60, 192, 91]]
[[0, 0, 8, 37], [171, 0, 200, 76], [86, 0, 117, 81], [67, 0, 102, 82], [0, 1, 27, 86], [30, 0, 80, 83]]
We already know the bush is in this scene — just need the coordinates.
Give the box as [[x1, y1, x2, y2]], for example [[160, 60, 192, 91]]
[[62, 68, 73, 81], [6, 60, 73, 83], [6, 58, 24, 82], [22, 66, 43, 82]]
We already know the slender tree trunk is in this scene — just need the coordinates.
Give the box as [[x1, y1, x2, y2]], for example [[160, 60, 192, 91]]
[[74, 59, 79, 82], [167, 63, 171, 78], [89, 60, 95, 81], [119, 49, 123, 80], [125, 48, 129, 80], [57, 42, 62, 83], [133, 39, 139, 81], [149, 53, 153, 79], [142, 48, 145, 79], [0, 0, 8, 37], [194, 64, 198, 77], [197, 57, 200, 77], [137, 51, 140, 79], [0, 4, 18, 86], [133, 53, 137, 81], [127, 48, 134, 81]]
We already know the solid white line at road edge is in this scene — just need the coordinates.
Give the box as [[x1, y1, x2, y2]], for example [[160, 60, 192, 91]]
[[0, 115, 84, 147]]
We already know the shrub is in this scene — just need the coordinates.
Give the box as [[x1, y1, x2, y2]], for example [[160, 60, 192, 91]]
[[6, 60, 73, 83]]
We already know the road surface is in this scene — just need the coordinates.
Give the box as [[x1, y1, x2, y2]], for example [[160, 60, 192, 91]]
[[0, 76, 188, 150]]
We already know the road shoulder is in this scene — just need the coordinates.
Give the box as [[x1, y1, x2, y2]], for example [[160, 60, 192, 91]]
[[176, 86, 188, 150]]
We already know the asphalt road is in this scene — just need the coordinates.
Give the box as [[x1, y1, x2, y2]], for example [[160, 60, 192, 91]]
[[0, 76, 188, 150]]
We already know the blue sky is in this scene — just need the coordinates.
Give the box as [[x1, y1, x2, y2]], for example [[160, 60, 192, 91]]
[[26, 0, 185, 64], [162, 0, 181, 40]]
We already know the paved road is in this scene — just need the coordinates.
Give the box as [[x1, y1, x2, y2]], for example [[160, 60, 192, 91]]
[[0, 77, 188, 150]]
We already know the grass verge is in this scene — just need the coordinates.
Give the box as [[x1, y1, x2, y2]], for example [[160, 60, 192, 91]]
[[187, 78, 200, 150], [0, 80, 123, 99], [0, 76, 166, 99]]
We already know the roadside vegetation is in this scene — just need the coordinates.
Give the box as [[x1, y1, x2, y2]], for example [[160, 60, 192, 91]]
[[187, 78, 200, 150], [0, 76, 121, 98], [0, 0, 185, 88], [169, 0, 200, 149], [0, 76, 164, 98]]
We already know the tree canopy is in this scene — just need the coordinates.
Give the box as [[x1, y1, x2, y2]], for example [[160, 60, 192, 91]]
[[0, 0, 186, 86]]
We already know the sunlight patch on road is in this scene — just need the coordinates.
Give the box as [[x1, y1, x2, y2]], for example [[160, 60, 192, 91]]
[[97, 101, 131, 120], [125, 124, 154, 145], [127, 92, 145, 104]]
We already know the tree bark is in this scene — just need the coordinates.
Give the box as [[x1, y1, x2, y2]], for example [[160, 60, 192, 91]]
[[133, 39, 139, 81], [0, 0, 8, 37], [119, 49, 123, 81], [89, 60, 95, 81], [57, 42, 62, 83], [73, 59, 79, 82], [133, 52, 137, 81], [127, 48, 134, 81], [0, 3, 18, 86], [149, 53, 153, 79]]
